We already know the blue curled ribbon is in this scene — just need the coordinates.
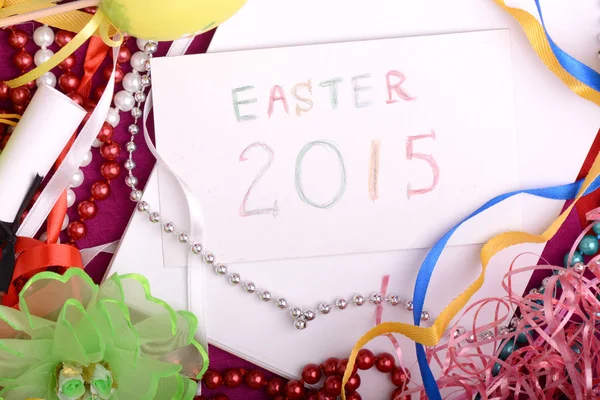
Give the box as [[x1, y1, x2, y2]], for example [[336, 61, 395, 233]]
[[412, 176, 600, 399], [532, 0, 600, 91]]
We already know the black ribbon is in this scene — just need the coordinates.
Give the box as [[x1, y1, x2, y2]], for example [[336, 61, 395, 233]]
[[0, 174, 43, 293]]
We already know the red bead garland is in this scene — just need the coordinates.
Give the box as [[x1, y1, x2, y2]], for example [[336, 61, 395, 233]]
[[198, 349, 411, 400]]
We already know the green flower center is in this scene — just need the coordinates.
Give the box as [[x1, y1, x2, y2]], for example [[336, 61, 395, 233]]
[[56, 362, 116, 400], [61, 379, 85, 398]]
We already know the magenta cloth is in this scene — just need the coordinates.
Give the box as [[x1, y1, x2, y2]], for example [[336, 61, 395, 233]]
[[0, 24, 592, 400]]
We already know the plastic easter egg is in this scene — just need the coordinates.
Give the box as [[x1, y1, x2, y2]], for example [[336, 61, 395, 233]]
[[100, 0, 247, 41]]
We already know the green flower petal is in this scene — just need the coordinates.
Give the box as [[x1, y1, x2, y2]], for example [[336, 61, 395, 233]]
[[108, 350, 181, 400], [153, 373, 184, 400], [181, 377, 198, 400], [19, 269, 98, 330], [0, 361, 56, 399], [53, 300, 103, 366], [0, 339, 52, 381]]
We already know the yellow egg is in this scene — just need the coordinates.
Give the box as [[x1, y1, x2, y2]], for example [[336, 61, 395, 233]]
[[100, 0, 247, 41]]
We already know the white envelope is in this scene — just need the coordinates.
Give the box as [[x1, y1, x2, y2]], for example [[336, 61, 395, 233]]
[[108, 1, 600, 398]]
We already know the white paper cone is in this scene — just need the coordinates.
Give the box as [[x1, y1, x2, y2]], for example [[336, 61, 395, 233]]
[[0, 84, 85, 223]]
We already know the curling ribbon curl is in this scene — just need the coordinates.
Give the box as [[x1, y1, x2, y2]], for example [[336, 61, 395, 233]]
[[341, 151, 600, 400], [494, 0, 600, 105], [0, 1, 120, 88]]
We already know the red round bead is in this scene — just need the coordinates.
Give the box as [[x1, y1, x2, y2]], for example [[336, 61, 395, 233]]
[[67, 221, 87, 241], [10, 87, 30, 106], [93, 85, 106, 101], [244, 370, 266, 389], [322, 358, 339, 377], [347, 392, 362, 400], [0, 82, 9, 100], [265, 377, 284, 396], [101, 161, 120, 180], [59, 54, 77, 71], [375, 352, 395, 373], [13, 104, 26, 114], [12, 50, 33, 70], [285, 380, 305, 400], [324, 376, 342, 396], [104, 65, 124, 84], [390, 367, 410, 388], [302, 363, 322, 384], [58, 73, 80, 93], [305, 390, 318, 400], [316, 389, 336, 400], [97, 122, 114, 143], [100, 141, 121, 161], [201, 370, 222, 390], [91, 181, 111, 200], [356, 349, 375, 370], [8, 30, 28, 48], [223, 368, 243, 388], [212, 395, 228, 400], [67, 92, 84, 107], [84, 98, 98, 109], [24, 80, 36, 90], [337, 359, 358, 377], [116, 46, 132, 63], [345, 374, 361, 393], [77, 200, 98, 220], [55, 30, 75, 47], [391, 388, 410, 400]]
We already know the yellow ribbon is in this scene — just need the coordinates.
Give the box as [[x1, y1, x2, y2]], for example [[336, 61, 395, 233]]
[[0, 113, 21, 126], [495, 0, 600, 106], [1, 0, 121, 88]]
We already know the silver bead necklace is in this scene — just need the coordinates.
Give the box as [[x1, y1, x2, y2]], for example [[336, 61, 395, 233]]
[[122, 41, 437, 331]]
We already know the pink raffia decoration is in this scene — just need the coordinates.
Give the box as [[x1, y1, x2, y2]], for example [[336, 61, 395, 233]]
[[400, 255, 600, 399]]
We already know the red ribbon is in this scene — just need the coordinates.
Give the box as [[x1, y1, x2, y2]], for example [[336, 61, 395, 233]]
[[0, 36, 111, 307]]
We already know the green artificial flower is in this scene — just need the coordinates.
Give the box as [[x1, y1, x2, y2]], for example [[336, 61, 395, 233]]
[[0, 269, 208, 400]]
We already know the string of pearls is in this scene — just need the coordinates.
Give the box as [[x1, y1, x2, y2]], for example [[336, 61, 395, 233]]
[[123, 41, 435, 331]]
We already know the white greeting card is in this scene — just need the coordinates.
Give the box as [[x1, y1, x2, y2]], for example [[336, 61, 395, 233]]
[[152, 31, 520, 264]]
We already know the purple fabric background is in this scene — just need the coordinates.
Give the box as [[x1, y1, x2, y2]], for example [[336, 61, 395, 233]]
[[0, 23, 588, 400]]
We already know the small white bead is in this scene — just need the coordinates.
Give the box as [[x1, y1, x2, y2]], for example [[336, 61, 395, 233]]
[[259, 291, 272, 301], [70, 169, 84, 188], [92, 139, 103, 148], [178, 233, 189, 243], [144, 41, 158, 54], [66, 188, 76, 207], [130, 51, 148, 72], [134, 91, 146, 103], [136, 39, 149, 51], [352, 294, 365, 306], [131, 107, 142, 118], [122, 72, 142, 93], [294, 317, 307, 330], [229, 273, 241, 286], [105, 107, 120, 127], [420, 310, 430, 321], [34, 48, 54, 67], [114, 90, 135, 112], [80, 150, 93, 167], [140, 74, 151, 87], [404, 300, 414, 311], [33, 25, 54, 47], [335, 298, 347, 309], [126, 141, 137, 152], [204, 253, 215, 264], [215, 264, 228, 275], [124, 159, 136, 171], [125, 175, 138, 187], [318, 303, 331, 314], [276, 298, 288, 309], [62, 214, 69, 230], [36, 71, 56, 88], [149, 212, 161, 223], [129, 190, 143, 202], [163, 222, 175, 233]]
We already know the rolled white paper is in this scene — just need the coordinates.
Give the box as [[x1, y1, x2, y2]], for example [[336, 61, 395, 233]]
[[0, 84, 85, 223]]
